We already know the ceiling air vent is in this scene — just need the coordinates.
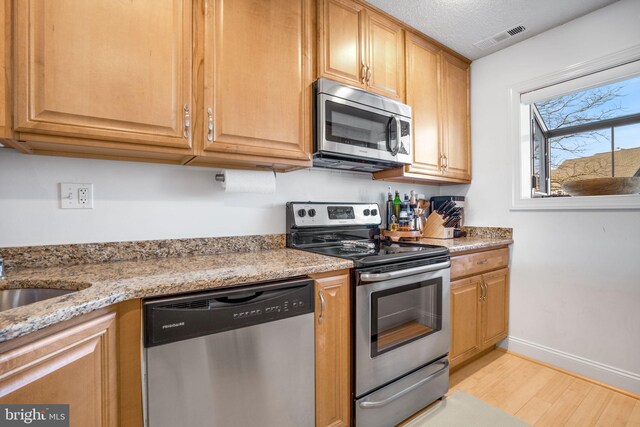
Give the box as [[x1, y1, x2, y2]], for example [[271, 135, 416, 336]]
[[507, 25, 526, 36], [473, 24, 527, 51]]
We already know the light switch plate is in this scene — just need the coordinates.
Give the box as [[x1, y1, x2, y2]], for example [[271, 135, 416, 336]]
[[60, 183, 94, 209]]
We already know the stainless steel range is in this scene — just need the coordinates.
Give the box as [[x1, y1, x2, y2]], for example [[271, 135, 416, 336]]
[[286, 202, 451, 427]]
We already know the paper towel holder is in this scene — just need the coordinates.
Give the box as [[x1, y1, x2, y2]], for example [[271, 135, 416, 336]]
[[215, 169, 276, 182]]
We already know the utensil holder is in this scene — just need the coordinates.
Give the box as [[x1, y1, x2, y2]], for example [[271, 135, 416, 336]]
[[422, 212, 455, 239]]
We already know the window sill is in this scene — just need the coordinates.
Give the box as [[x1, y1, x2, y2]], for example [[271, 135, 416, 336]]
[[511, 194, 640, 211]]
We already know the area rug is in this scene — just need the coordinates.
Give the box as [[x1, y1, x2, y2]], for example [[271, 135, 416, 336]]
[[403, 391, 532, 427]]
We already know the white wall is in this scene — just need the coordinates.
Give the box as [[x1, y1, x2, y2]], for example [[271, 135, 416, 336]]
[[449, 0, 640, 393], [0, 149, 439, 247]]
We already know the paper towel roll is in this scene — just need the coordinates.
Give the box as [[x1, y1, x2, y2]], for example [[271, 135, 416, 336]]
[[218, 169, 276, 193]]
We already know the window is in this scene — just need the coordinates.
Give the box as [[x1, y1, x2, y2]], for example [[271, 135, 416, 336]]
[[510, 56, 640, 209], [529, 75, 640, 197]]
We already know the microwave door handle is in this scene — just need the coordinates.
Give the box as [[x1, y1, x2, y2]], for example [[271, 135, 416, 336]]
[[396, 117, 402, 156], [386, 115, 400, 156]]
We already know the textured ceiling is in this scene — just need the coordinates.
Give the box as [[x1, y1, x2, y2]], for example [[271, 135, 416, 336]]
[[365, 0, 618, 60]]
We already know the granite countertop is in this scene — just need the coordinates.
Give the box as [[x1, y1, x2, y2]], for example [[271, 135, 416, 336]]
[[0, 228, 512, 344], [418, 226, 513, 254], [0, 246, 352, 344], [418, 236, 513, 253]]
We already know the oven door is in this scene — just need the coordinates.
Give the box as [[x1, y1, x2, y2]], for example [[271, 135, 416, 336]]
[[355, 259, 450, 397], [317, 93, 410, 165]]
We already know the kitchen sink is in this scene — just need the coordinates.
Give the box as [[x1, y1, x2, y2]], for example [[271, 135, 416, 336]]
[[0, 281, 88, 312]]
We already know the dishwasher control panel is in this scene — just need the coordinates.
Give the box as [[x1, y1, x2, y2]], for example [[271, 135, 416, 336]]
[[232, 297, 307, 319], [144, 278, 314, 347]]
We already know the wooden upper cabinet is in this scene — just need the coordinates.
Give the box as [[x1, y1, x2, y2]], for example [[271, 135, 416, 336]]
[[319, 0, 404, 100], [404, 32, 440, 175], [13, 0, 193, 155], [196, 0, 313, 168], [373, 32, 471, 184], [319, 0, 365, 87], [365, 10, 404, 100], [441, 51, 471, 181], [0, 0, 13, 141]]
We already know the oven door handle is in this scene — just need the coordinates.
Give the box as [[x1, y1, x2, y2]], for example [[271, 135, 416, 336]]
[[359, 261, 451, 282], [358, 360, 449, 409]]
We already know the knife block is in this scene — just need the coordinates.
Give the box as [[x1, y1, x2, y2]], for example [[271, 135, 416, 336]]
[[422, 212, 455, 239]]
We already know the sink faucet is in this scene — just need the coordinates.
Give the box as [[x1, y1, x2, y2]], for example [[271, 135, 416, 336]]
[[0, 257, 5, 280]]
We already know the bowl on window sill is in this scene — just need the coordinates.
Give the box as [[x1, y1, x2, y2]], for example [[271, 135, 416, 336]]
[[561, 177, 640, 196]]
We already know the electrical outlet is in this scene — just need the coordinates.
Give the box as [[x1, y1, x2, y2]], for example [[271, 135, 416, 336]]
[[78, 188, 89, 205], [60, 183, 93, 209]]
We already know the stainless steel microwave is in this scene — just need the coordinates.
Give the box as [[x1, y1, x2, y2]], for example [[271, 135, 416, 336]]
[[313, 78, 412, 172]]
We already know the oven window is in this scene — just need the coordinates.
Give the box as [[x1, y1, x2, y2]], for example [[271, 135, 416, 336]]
[[325, 100, 390, 151], [371, 279, 442, 357]]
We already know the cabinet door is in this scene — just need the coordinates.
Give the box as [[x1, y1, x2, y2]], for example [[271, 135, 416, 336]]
[[315, 273, 351, 427], [202, 0, 312, 164], [14, 0, 193, 150], [319, 0, 366, 88], [450, 276, 482, 367], [0, 0, 10, 140], [405, 32, 441, 175], [441, 51, 471, 181], [365, 10, 404, 100], [0, 313, 117, 426], [481, 268, 509, 348]]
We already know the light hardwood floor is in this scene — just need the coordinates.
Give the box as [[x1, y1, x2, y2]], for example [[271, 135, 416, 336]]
[[448, 350, 640, 426]]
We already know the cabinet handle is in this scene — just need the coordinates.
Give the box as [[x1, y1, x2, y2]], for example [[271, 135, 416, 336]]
[[476, 259, 488, 265], [183, 104, 191, 139], [443, 154, 449, 170], [366, 66, 372, 85], [319, 290, 326, 322], [480, 281, 486, 301], [361, 63, 367, 83], [440, 154, 445, 171], [207, 107, 214, 142]]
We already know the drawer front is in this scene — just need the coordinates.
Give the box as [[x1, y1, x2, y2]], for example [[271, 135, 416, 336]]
[[451, 247, 509, 280]]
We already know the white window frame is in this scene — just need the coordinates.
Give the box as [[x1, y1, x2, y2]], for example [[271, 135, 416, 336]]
[[509, 45, 640, 210]]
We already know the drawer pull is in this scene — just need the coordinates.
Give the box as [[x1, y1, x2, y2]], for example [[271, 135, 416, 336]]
[[476, 259, 488, 265]]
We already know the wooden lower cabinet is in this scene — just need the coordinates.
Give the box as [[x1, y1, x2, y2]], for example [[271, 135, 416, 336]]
[[313, 271, 351, 427], [449, 248, 510, 369], [450, 276, 482, 366], [0, 312, 118, 426], [0, 301, 143, 427], [481, 268, 509, 348]]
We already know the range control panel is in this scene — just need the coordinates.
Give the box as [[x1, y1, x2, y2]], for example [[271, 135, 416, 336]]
[[288, 202, 381, 228]]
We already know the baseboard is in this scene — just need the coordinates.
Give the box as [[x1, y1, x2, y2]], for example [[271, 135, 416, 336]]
[[500, 336, 640, 397]]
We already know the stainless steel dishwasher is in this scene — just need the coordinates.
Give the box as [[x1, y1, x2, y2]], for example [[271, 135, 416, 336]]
[[143, 278, 315, 427]]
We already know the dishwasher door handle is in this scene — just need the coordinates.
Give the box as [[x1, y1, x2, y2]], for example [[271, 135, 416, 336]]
[[358, 360, 449, 409], [359, 261, 451, 282]]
